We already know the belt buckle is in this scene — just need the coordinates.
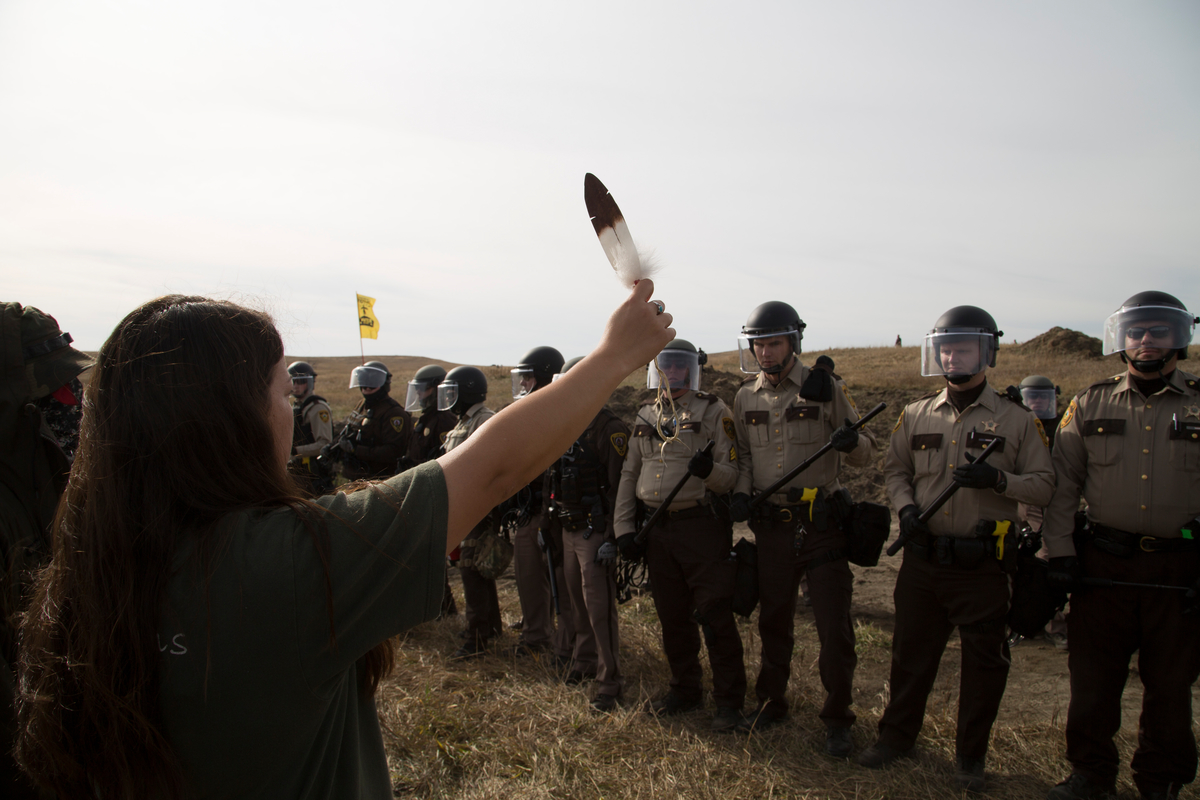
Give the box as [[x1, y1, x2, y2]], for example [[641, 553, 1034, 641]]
[[1140, 536, 1157, 553], [779, 507, 793, 523]]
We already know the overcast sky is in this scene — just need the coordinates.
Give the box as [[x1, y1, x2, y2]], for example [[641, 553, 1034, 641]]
[[2, 0, 1197, 366]]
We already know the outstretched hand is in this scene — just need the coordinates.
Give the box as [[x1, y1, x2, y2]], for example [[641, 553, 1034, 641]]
[[594, 279, 675, 377]]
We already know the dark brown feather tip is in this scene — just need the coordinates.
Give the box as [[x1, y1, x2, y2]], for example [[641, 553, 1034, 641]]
[[584, 173, 625, 236]]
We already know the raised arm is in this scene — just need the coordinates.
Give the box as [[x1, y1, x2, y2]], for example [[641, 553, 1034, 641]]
[[438, 281, 674, 550]]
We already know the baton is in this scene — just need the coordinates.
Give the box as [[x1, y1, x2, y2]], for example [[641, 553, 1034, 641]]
[[1077, 577, 1193, 592], [749, 402, 887, 509], [538, 528, 561, 616], [634, 440, 716, 545], [886, 436, 1003, 557]]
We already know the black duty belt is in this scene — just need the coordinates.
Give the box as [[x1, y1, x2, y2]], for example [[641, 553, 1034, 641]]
[[754, 503, 810, 524], [1090, 523, 1200, 555], [644, 504, 712, 522], [905, 534, 996, 570]]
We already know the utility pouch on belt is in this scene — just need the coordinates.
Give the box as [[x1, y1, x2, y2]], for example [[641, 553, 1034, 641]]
[[1008, 554, 1068, 637], [731, 538, 760, 617], [974, 519, 1018, 574], [950, 537, 990, 570], [847, 501, 891, 568]]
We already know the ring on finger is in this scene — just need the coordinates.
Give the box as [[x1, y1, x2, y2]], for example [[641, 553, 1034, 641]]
[[652, 300, 665, 315]]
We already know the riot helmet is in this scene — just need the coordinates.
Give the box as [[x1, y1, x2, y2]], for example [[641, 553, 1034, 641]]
[[921, 306, 1002, 384], [438, 366, 488, 414], [511, 346, 564, 399], [648, 339, 703, 392], [737, 302, 805, 374], [405, 364, 447, 412], [287, 360, 317, 398], [552, 356, 585, 381], [349, 361, 391, 391], [1018, 375, 1060, 420], [1102, 291, 1196, 372]]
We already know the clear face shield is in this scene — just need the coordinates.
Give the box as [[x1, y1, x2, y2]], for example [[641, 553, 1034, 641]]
[[405, 379, 438, 412], [348, 365, 388, 390], [647, 350, 700, 391], [1102, 305, 1195, 356], [290, 376, 314, 398], [436, 381, 459, 412], [511, 368, 537, 400], [1020, 387, 1059, 420], [736, 332, 796, 374], [921, 333, 993, 379]]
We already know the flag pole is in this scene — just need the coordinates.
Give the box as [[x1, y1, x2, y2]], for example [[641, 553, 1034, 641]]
[[357, 293, 365, 365]]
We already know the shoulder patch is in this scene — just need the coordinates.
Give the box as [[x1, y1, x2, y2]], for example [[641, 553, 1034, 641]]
[[892, 408, 905, 433], [439, 431, 449, 444], [841, 383, 858, 410], [390, 417, 406, 432], [1034, 418, 1050, 448], [610, 432, 628, 458], [318, 410, 330, 423], [722, 417, 736, 440], [1060, 397, 1077, 430]]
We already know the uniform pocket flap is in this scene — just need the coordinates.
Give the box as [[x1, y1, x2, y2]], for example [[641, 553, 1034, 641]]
[[911, 433, 943, 450], [966, 430, 1006, 452], [1169, 420, 1200, 441], [785, 406, 820, 421], [745, 410, 768, 426], [1082, 419, 1125, 436], [633, 424, 655, 437], [680, 421, 702, 432]]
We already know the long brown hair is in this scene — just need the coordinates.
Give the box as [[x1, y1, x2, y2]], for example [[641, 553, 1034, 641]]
[[17, 296, 393, 798]]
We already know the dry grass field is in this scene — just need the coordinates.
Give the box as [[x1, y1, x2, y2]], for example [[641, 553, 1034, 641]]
[[294, 333, 1200, 799]]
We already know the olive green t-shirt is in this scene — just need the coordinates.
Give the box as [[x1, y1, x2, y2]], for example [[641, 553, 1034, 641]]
[[158, 460, 448, 798]]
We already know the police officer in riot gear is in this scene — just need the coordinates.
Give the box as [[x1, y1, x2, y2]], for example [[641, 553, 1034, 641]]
[[543, 355, 629, 711], [405, 364, 459, 617], [1042, 292, 1200, 800], [731, 302, 877, 752], [613, 339, 745, 730], [339, 361, 413, 482], [1018, 375, 1062, 448], [287, 361, 334, 497], [863, 305, 1054, 793], [511, 346, 565, 401], [439, 366, 503, 657]]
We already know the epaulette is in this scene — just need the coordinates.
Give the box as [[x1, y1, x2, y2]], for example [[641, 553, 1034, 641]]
[[741, 375, 758, 386], [639, 396, 657, 406], [998, 385, 1031, 412], [1183, 374, 1199, 393], [918, 390, 941, 400], [694, 391, 718, 404], [1081, 375, 1124, 394]]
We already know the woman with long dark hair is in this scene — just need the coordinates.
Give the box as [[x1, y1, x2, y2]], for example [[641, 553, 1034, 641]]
[[17, 282, 672, 798]]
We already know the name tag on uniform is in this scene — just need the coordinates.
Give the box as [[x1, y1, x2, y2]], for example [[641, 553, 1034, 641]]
[[785, 406, 820, 421], [1082, 419, 1125, 437], [745, 411, 768, 426], [1169, 419, 1200, 442], [966, 430, 1006, 452], [911, 433, 943, 451]]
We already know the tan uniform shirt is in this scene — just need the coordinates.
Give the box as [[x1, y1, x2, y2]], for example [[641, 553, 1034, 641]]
[[885, 383, 1055, 537], [613, 390, 739, 537], [1042, 369, 1200, 558], [733, 362, 876, 499], [292, 397, 333, 458], [444, 402, 495, 454]]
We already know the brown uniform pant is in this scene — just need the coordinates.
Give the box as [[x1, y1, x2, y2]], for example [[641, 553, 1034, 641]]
[[460, 523, 502, 642], [751, 516, 857, 725], [878, 549, 1011, 760], [563, 528, 621, 698], [513, 520, 554, 646], [1067, 543, 1200, 794], [647, 511, 746, 710]]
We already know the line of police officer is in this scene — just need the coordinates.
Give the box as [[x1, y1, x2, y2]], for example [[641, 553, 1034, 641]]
[[285, 289, 1199, 800]]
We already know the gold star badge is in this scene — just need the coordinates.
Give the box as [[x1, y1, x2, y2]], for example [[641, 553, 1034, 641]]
[[1186, 405, 1200, 420], [982, 420, 998, 433]]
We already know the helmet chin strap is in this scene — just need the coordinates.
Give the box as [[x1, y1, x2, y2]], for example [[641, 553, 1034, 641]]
[[945, 373, 975, 386], [761, 352, 795, 376], [1120, 351, 1171, 376]]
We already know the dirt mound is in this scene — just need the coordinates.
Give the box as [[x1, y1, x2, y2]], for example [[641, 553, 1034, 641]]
[[1012, 327, 1102, 358], [606, 367, 747, 426]]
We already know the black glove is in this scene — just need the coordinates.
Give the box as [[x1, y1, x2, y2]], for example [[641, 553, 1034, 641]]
[[616, 532, 646, 561], [319, 445, 332, 459], [730, 492, 751, 523], [898, 505, 930, 541], [952, 452, 1001, 489], [829, 418, 859, 453], [337, 438, 356, 455], [1047, 556, 1081, 590], [595, 540, 618, 567], [687, 447, 714, 479]]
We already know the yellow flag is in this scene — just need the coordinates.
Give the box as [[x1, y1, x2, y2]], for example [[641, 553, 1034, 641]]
[[356, 294, 379, 340]]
